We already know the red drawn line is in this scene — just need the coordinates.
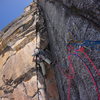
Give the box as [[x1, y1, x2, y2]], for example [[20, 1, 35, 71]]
[[70, 53, 100, 100], [67, 45, 100, 100], [75, 47, 100, 76], [56, 45, 100, 100]]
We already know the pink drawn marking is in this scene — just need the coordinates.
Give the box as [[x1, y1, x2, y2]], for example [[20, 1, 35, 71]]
[[75, 47, 100, 76], [56, 45, 100, 100]]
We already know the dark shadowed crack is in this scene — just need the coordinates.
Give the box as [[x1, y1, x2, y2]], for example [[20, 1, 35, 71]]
[[0, 46, 14, 57], [23, 82, 44, 98], [2, 53, 16, 67]]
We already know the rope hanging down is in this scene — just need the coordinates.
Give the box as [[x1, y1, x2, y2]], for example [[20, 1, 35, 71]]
[[35, 29, 40, 100], [35, 26, 49, 100]]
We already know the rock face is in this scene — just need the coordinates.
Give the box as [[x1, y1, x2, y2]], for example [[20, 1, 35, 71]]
[[0, 0, 100, 100], [38, 0, 100, 100], [0, 2, 59, 100]]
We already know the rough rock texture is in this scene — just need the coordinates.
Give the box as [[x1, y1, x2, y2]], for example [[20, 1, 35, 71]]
[[0, 2, 59, 100], [38, 0, 100, 100], [0, 0, 100, 100]]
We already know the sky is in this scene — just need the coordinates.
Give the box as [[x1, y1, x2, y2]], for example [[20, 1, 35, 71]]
[[0, 0, 33, 30]]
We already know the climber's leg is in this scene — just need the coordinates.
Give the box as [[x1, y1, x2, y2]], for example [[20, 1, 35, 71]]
[[40, 55, 51, 64], [44, 58, 51, 64], [40, 62, 46, 76]]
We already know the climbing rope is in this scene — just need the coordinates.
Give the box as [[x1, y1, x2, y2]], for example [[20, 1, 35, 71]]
[[35, 13, 40, 99], [35, 9, 49, 100]]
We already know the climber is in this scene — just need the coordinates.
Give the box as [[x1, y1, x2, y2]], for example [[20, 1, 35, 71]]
[[32, 48, 51, 76]]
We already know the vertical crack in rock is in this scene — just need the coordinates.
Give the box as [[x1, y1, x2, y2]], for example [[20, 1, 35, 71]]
[[0, 0, 100, 100], [38, 0, 100, 100], [0, 1, 59, 100]]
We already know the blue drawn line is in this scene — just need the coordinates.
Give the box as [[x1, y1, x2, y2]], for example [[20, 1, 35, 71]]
[[70, 40, 100, 51]]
